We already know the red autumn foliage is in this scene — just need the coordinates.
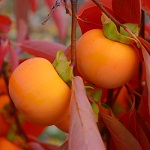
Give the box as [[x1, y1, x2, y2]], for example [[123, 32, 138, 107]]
[[112, 0, 141, 24], [0, 15, 12, 33], [0, 0, 150, 150]]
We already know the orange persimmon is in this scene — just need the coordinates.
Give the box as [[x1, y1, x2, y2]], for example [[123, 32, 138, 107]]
[[0, 137, 23, 150], [76, 29, 139, 89], [9, 57, 71, 126]]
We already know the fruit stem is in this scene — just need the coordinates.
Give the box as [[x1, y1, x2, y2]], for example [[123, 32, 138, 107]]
[[70, 0, 78, 76]]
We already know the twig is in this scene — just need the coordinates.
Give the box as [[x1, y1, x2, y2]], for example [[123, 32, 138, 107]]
[[42, 0, 62, 25], [70, 0, 78, 75], [63, 0, 71, 15], [42, 0, 71, 25], [91, 0, 123, 27]]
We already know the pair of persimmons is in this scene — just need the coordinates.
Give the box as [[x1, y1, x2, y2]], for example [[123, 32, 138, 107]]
[[9, 29, 139, 133]]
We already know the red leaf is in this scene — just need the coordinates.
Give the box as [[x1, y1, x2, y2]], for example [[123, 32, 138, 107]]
[[0, 39, 9, 69], [99, 106, 142, 150], [138, 86, 150, 124], [138, 38, 150, 116], [112, 0, 141, 24], [19, 40, 67, 62], [120, 108, 150, 149], [120, 108, 138, 139], [144, 23, 150, 40], [15, 0, 30, 42], [136, 124, 150, 150], [44, 0, 68, 40], [77, 0, 122, 34], [69, 76, 106, 150], [77, 2, 102, 34], [141, 0, 150, 15], [21, 119, 45, 137], [29, 0, 38, 12], [9, 47, 19, 72], [136, 113, 150, 143], [0, 15, 12, 33]]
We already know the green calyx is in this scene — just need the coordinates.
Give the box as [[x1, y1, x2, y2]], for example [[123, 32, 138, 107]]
[[101, 13, 140, 47], [53, 50, 72, 87]]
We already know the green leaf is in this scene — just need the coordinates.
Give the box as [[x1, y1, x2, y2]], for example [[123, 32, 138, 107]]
[[101, 13, 139, 47], [91, 88, 102, 102], [91, 103, 99, 122], [53, 50, 72, 86], [86, 87, 102, 102], [120, 23, 139, 37]]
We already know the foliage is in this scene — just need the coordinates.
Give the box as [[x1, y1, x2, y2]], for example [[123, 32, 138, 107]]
[[0, 0, 150, 150]]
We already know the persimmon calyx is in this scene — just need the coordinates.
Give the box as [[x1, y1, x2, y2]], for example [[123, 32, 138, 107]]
[[53, 50, 72, 86], [101, 13, 140, 47]]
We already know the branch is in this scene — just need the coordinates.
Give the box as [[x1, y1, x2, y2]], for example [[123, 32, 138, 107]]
[[42, 0, 61, 25], [42, 0, 71, 24], [70, 0, 78, 75], [91, 0, 123, 27]]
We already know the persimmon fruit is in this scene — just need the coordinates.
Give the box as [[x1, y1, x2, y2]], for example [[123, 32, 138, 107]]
[[76, 29, 139, 89], [0, 137, 23, 150], [9, 57, 71, 125]]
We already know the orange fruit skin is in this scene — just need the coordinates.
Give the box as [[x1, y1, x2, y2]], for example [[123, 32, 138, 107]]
[[9, 57, 71, 126], [0, 137, 23, 150], [0, 95, 10, 136], [55, 116, 70, 133], [76, 29, 139, 89]]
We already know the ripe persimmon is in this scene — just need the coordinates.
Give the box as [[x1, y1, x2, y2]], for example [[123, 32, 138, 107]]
[[0, 137, 23, 150], [55, 115, 70, 133], [9, 57, 71, 126], [76, 29, 139, 89]]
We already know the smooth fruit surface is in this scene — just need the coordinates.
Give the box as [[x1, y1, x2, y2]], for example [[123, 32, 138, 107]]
[[0, 137, 23, 150], [9, 57, 71, 125], [76, 29, 139, 89]]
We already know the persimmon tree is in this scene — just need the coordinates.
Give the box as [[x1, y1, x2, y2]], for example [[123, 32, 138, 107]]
[[0, 0, 150, 150]]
